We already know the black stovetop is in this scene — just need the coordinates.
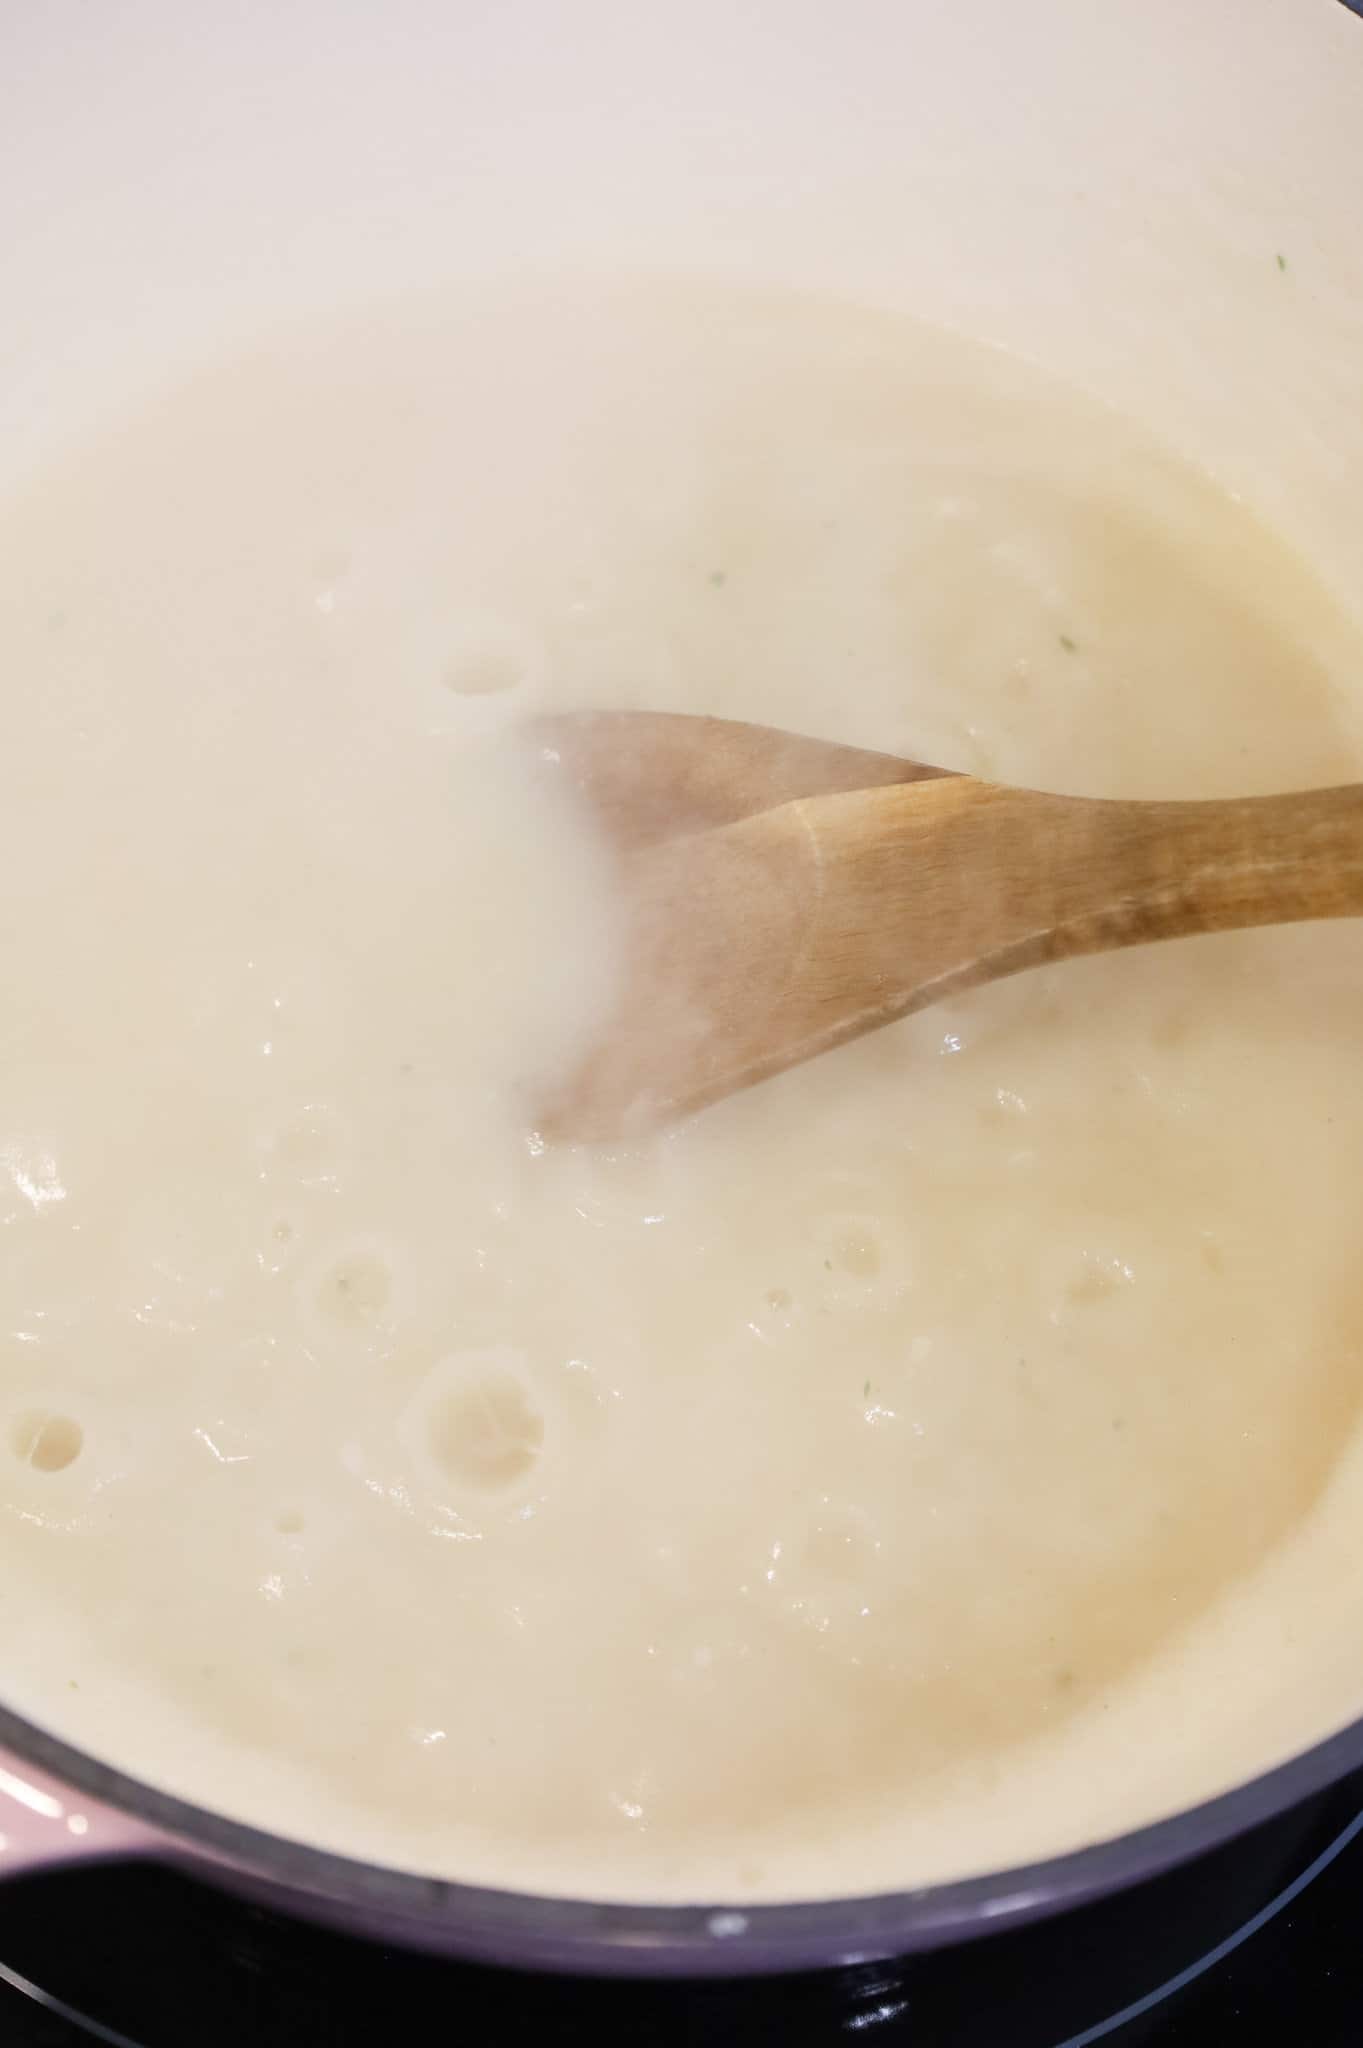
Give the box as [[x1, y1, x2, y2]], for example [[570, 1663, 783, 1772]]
[[4, 1772, 1363, 2046]]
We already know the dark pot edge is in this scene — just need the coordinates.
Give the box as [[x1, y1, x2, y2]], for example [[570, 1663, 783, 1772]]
[[2, 1692, 1362, 1973]]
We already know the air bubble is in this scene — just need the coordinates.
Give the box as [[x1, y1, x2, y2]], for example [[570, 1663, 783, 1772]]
[[258, 1211, 304, 1279], [749, 1285, 801, 1346], [405, 1357, 547, 1494], [429, 1371, 545, 1491], [255, 1204, 302, 1269], [432, 615, 545, 711], [12, 1412, 84, 1473], [756, 1496, 884, 1640], [443, 649, 523, 697], [807, 1206, 908, 1303]]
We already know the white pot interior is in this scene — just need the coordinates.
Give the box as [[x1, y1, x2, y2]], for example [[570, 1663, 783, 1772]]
[[3, 0, 1363, 1912], [5, 0, 1362, 597]]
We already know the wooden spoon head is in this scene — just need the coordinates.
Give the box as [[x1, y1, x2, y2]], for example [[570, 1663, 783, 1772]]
[[530, 714, 954, 1140], [536, 803, 824, 1140], [531, 711, 947, 852]]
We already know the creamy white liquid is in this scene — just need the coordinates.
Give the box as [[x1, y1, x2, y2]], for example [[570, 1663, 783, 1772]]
[[4, 282, 1363, 1902]]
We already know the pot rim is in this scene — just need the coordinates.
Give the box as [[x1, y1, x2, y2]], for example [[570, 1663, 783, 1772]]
[[2, 1692, 1361, 1968]]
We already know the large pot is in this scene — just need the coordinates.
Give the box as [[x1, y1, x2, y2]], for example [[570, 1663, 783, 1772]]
[[2, 0, 1361, 1976]]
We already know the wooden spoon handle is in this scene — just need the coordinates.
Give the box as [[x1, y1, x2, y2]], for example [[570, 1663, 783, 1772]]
[[803, 777, 1363, 1025], [1067, 782, 1363, 941], [545, 759, 1363, 1139]]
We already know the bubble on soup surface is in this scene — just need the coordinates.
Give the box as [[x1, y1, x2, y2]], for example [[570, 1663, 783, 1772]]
[[11, 1411, 83, 1473], [431, 1375, 544, 1491], [745, 1285, 803, 1348], [807, 1206, 909, 1305], [301, 1241, 400, 1337], [257, 1211, 303, 1277], [402, 1353, 546, 1494], [444, 650, 522, 697], [759, 1497, 887, 1642], [440, 616, 544, 699]]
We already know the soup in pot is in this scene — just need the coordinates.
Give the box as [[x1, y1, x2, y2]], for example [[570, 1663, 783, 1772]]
[[3, 282, 1363, 1901]]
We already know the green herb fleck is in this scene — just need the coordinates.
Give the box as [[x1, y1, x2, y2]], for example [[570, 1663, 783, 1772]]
[[1058, 633, 1077, 654], [1276, 252, 1288, 273], [708, 569, 727, 588], [863, 1378, 872, 1399]]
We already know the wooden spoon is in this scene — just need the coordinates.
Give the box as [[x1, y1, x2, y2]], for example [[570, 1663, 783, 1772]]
[[534, 712, 1363, 1140]]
